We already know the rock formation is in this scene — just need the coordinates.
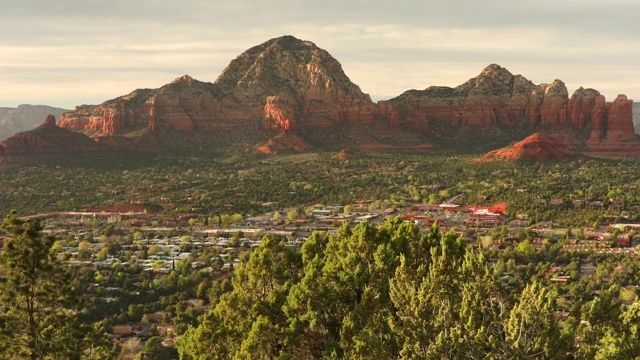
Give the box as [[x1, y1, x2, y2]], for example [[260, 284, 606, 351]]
[[0, 115, 157, 164], [15, 36, 634, 160], [0, 115, 103, 164], [382, 65, 539, 131], [59, 36, 381, 147], [59, 77, 225, 136], [483, 133, 576, 161], [384, 64, 638, 157], [584, 95, 639, 157]]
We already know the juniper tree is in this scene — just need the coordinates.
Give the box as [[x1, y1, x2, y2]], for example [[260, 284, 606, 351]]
[[0, 211, 86, 359]]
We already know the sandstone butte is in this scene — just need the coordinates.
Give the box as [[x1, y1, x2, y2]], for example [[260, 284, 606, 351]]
[[1, 35, 637, 162], [0, 115, 156, 164], [0, 115, 102, 164], [483, 133, 576, 161]]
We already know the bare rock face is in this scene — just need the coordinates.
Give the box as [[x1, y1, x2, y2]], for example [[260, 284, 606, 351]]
[[0, 115, 158, 164], [44, 114, 56, 127], [59, 77, 226, 136], [386, 65, 538, 131], [386, 64, 638, 157], [263, 95, 298, 134], [216, 35, 379, 135], [484, 133, 575, 161], [585, 95, 640, 157], [567, 87, 600, 129], [606, 95, 635, 139], [530, 80, 569, 128]]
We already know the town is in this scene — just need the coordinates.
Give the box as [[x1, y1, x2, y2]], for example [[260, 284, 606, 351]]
[[2, 191, 638, 358]]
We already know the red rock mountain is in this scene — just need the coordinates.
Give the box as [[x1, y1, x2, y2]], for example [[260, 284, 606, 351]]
[[1, 36, 636, 163], [382, 64, 638, 157], [483, 133, 576, 161], [59, 36, 387, 152]]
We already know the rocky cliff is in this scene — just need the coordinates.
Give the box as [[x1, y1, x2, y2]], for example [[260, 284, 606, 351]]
[[59, 77, 227, 136]]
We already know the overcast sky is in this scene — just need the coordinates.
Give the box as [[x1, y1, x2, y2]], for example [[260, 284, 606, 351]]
[[1, 0, 639, 109]]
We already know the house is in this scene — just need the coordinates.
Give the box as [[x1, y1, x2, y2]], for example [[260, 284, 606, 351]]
[[157, 324, 176, 337], [311, 209, 332, 217], [112, 325, 134, 338], [549, 276, 572, 285], [146, 311, 171, 323]]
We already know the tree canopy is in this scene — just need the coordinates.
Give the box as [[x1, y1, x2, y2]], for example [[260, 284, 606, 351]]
[[175, 218, 640, 359], [0, 211, 106, 360]]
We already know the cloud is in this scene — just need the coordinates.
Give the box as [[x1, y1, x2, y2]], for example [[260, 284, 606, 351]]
[[0, 0, 639, 107]]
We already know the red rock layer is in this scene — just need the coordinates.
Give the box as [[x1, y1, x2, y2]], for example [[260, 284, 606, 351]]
[[583, 95, 640, 157], [60, 36, 380, 145], [263, 96, 298, 134], [0, 115, 159, 164], [385, 65, 637, 157], [0, 116, 103, 164], [59, 77, 234, 136], [483, 133, 576, 161], [385, 66, 539, 131]]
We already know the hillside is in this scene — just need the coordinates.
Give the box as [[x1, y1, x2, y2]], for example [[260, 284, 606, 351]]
[[0, 104, 69, 140]]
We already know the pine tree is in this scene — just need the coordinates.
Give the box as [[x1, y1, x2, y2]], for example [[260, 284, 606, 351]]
[[0, 211, 85, 359]]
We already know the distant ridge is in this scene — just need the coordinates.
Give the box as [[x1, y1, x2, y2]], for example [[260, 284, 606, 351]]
[[0, 104, 69, 140]]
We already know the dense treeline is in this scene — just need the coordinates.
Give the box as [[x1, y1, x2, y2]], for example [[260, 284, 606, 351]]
[[176, 219, 640, 359]]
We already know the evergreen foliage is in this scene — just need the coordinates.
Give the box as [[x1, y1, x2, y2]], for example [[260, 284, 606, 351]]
[[0, 211, 109, 360], [176, 218, 640, 359]]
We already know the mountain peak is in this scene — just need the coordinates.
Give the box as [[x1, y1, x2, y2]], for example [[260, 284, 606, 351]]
[[455, 64, 520, 96], [214, 35, 369, 101], [263, 35, 317, 50], [480, 63, 510, 75], [172, 74, 195, 84]]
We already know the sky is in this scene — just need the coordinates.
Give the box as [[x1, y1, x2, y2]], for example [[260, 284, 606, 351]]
[[1, 0, 639, 109]]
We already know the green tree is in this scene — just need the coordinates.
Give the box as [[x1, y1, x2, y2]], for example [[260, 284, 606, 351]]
[[140, 336, 171, 360], [0, 211, 87, 359], [504, 282, 571, 358]]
